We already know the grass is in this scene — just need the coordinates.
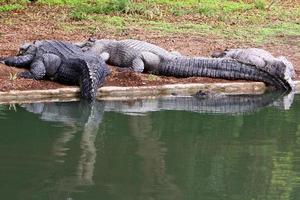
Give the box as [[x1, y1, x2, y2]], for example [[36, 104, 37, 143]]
[[147, 74, 159, 81], [9, 72, 18, 81], [254, 0, 266, 10], [0, 3, 24, 12], [63, 15, 126, 34], [2, 0, 300, 44]]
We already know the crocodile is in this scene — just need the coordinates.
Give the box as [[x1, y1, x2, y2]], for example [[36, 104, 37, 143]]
[[77, 38, 294, 91], [2, 40, 110, 100], [212, 48, 295, 89]]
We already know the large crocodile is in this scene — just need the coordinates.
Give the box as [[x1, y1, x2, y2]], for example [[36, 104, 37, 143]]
[[2, 40, 110, 100], [212, 48, 295, 87], [77, 39, 294, 91]]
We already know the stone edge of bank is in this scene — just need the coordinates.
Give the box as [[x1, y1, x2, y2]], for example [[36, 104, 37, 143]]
[[0, 81, 299, 104]]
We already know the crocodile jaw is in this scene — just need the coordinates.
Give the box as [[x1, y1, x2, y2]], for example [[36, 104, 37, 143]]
[[278, 57, 296, 91], [284, 67, 295, 91]]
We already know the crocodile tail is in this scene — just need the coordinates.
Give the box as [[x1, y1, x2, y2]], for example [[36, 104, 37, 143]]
[[159, 57, 293, 91], [79, 59, 109, 100]]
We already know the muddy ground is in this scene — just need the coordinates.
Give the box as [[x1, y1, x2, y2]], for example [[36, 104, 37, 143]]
[[0, 5, 299, 92]]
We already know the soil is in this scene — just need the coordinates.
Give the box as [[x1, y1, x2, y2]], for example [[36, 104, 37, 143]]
[[0, 5, 299, 92]]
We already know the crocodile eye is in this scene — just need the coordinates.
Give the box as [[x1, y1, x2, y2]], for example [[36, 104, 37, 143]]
[[88, 38, 96, 42], [81, 45, 90, 52], [18, 43, 31, 55]]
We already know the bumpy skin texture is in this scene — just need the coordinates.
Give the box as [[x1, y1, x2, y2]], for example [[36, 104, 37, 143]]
[[77, 39, 179, 72], [4, 40, 110, 99], [212, 48, 295, 90], [78, 39, 294, 91]]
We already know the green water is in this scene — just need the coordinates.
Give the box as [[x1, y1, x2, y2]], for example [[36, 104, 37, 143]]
[[0, 94, 300, 200]]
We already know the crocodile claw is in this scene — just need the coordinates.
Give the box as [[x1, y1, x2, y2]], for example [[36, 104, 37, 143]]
[[18, 71, 34, 79], [0, 57, 5, 64]]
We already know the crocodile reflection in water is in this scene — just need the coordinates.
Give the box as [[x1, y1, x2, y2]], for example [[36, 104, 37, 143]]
[[20, 91, 295, 197], [22, 91, 294, 161], [23, 101, 105, 187], [105, 91, 294, 115]]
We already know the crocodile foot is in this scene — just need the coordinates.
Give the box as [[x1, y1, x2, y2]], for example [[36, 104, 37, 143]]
[[18, 71, 34, 79], [0, 57, 5, 64]]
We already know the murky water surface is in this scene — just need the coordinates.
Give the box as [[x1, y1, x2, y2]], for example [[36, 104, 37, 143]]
[[0, 93, 300, 200]]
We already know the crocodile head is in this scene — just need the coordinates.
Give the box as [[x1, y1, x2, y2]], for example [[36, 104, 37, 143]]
[[211, 48, 296, 91], [17, 41, 38, 56], [78, 38, 116, 55]]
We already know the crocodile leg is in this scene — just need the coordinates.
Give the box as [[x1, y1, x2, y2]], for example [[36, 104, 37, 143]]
[[141, 52, 160, 73], [19, 53, 62, 80], [18, 59, 46, 79], [4, 54, 34, 68], [126, 52, 161, 72], [99, 52, 110, 62], [131, 57, 145, 72]]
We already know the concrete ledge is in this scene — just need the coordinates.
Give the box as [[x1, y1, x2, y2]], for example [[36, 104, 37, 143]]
[[0, 80, 298, 104], [0, 81, 265, 104], [295, 80, 300, 93], [99, 82, 266, 100]]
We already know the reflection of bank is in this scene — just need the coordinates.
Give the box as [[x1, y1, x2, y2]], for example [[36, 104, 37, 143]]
[[21, 91, 296, 198]]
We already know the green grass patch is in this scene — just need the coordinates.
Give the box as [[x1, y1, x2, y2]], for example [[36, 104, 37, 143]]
[[64, 0, 264, 19], [38, 0, 83, 5], [147, 74, 159, 81], [254, 0, 266, 10], [90, 15, 125, 31], [6, 0, 297, 45], [136, 18, 300, 44], [197, 1, 254, 16], [61, 15, 126, 34], [0, 0, 28, 3], [138, 20, 178, 33], [0, 4, 24, 12], [258, 22, 300, 42], [70, 0, 162, 20]]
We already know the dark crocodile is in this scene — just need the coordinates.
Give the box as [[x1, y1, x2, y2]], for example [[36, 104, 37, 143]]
[[77, 39, 294, 91], [2, 40, 110, 100]]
